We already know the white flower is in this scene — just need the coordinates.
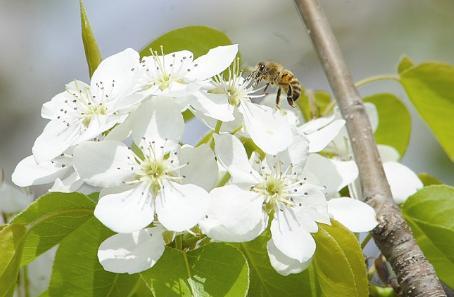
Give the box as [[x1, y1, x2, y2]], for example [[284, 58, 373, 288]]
[[137, 45, 238, 107], [192, 59, 294, 155], [200, 134, 377, 275], [307, 103, 423, 203], [74, 97, 216, 233], [97, 226, 165, 274], [378, 145, 423, 204], [12, 149, 87, 193], [33, 48, 143, 163], [0, 169, 32, 214]]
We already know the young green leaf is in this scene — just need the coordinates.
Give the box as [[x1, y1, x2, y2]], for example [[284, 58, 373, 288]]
[[140, 26, 233, 59], [80, 0, 102, 77], [48, 218, 138, 297], [296, 89, 332, 121], [11, 192, 96, 265], [400, 63, 454, 161], [397, 55, 414, 74], [418, 173, 443, 186], [313, 221, 368, 297], [140, 243, 249, 297], [0, 224, 27, 297], [402, 185, 454, 287], [239, 231, 321, 297], [364, 93, 411, 157]]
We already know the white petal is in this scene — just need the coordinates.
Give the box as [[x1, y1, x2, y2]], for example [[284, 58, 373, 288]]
[[41, 80, 90, 120], [91, 48, 140, 105], [191, 92, 235, 122], [12, 155, 69, 187], [303, 154, 358, 193], [275, 135, 309, 169], [187, 44, 238, 81], [0, 182, 32, 213], [328, 198, 378, 232], [81, 114, 126, 142], [383, 162, 423, 204], [156, 181, 209, 232], [378, 145, 400, 162], [95, 182, 155, 233], [199, 185, 266, 242], [295, 184, 331, 225], [270, 214, 316, 263], [49, 171, 84, 193], [239, 101, 294, 155], [267, 240, 312, 276], [104, 114, 134, 141], [299, 118, 345, 153], [179, 144, 218, 191], [214, 134, 259, 185], [132, 97, 184, 144], [98, 227, 165, 274], [192, 106, 242, 133], [74, 141, 137, 187], [32, 120, 82, 163]]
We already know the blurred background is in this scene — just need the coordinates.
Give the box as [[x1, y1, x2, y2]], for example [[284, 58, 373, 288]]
[[0, 0, 453, 184]]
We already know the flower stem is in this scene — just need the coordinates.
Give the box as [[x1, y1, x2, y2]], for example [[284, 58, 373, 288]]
[[216, 173, 231, 187], [175, 234, 183, 250], [361, 232, 372, 249], [355, 74, 400, 88], [214, 120, 223, 134], [195, 131, 214, 147]]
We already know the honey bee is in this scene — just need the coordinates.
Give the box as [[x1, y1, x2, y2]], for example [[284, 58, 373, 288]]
[[250, 61, 301, 107]]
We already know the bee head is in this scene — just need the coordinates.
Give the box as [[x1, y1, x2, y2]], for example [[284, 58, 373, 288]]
[[257, 62, 266, 72]]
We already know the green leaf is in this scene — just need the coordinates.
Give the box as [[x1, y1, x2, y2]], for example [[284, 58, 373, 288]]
[[48, 218, 138, 297], [418, 173, 442, 186], [364, 93, 411, 157], [400, 63, 454, 161], [296, 89, 333, 121], [37, 291, 49, 297], [402, 185, 454, 287], [313, 221, 368, 297], [0, 224, 27, 297], [12, 192, 96, 265], [140, 26, 233, 59], [80, 0, 102, 77], [397, 56, 414, 74], [239, 231, 320, 297], [182, 109, 195, 122], [140, 243, 249, 297]]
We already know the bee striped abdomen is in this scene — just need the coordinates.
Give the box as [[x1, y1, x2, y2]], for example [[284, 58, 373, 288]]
[[290, 79, 301, 101]]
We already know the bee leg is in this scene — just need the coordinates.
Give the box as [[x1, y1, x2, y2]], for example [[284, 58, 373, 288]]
[[286, 85, 295, 107], [264, 83, 270, 94], [276, 88, 281, 108]]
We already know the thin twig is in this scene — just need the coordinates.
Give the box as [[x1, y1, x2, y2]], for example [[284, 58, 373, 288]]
[[293, 0, 446, 296]]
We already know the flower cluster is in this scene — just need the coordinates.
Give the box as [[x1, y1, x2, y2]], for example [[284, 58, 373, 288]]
[[13, 45, 381, 276]]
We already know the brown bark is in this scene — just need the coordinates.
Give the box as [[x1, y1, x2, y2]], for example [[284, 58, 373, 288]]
[[293, 0, 446, 296]]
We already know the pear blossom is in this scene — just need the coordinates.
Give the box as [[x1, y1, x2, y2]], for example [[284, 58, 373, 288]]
[[12, 148, 87, 193], [199, 134, 377, 275], [306, 103, 423, 203], [33, 48, 144, 163], [97, 226, 166, 274], [192, 59, 294, 155], [74, 97, 216, 234], [137, 45, 238, 108]]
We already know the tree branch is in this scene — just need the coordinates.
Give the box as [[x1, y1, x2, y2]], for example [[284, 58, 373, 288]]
[[293, 0, 446, 296]]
